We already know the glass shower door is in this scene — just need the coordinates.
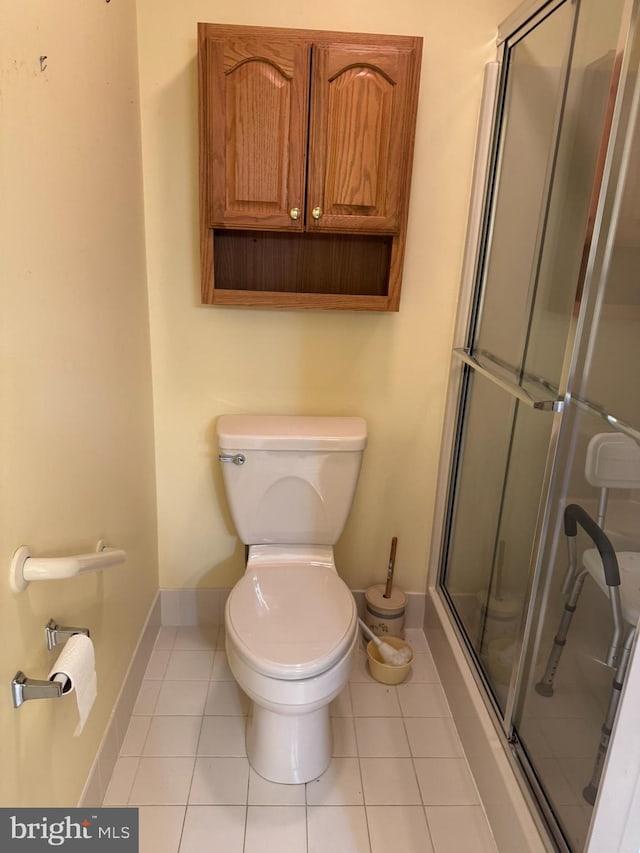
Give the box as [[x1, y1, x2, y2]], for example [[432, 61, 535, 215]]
[[439, 0, 632, 847], [441, 0, 578, 717], [513, 13, 640, 848], [442, 377, 556, 715]]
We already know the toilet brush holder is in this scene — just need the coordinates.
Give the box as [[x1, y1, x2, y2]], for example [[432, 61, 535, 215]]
[[364, 584, 407, 639]]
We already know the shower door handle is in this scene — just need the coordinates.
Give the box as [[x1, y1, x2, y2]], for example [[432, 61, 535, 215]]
[[453, 349, 564, 412]]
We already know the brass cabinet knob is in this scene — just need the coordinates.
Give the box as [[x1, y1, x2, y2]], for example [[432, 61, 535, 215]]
[[312, 206, 323, 220], [289, 207, 300, 220]]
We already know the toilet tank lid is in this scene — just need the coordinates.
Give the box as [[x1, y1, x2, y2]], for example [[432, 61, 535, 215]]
[[217, 415, 367, 451]]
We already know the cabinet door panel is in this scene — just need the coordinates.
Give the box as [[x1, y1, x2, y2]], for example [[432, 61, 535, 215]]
[[307, 44, 417, 233], [204, 37, 310, 229]]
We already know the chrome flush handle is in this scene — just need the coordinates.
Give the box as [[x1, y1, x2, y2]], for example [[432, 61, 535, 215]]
[[218, 453, 245, 465]]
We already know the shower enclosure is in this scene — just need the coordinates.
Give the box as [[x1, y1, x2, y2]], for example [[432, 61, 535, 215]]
[[435, 0, 640, 849]]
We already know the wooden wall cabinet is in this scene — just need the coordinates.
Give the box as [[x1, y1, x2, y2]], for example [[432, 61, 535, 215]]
[[198, 23, 422, 311]]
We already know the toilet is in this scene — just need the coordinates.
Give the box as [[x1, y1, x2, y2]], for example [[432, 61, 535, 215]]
[[216, 414, 367, 784]]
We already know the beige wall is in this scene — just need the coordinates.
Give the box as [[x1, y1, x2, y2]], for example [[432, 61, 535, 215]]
[[136, 0, 515, 594], [0, 1, 157, 806]]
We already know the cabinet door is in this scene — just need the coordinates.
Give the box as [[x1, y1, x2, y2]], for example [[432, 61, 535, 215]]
[[202, 36, 310, 229], [307, 43, 419, 234]]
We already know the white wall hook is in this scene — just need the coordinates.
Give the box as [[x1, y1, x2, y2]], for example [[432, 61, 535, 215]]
[[9, 541, 126, 593]]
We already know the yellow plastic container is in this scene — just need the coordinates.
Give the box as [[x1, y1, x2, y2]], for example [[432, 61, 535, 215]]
[[366, 637, 413, 685]]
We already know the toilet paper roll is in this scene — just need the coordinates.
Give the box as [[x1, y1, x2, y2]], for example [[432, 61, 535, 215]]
[[48, 633, 97, 736]]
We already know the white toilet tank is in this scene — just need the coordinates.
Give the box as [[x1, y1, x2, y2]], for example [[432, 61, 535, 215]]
[[217, 415, 367, 545]]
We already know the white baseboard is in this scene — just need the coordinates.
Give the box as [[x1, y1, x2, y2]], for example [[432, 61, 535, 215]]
[[160, 588, 230, 625], [159, 588, 426, 629], [78, 593, 161, 807]]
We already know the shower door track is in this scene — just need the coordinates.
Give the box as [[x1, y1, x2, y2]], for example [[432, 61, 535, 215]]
[[510, 731, 574, 852]]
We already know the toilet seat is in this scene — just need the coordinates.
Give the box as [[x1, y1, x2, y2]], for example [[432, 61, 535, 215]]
[[226, 563, 356, 681]]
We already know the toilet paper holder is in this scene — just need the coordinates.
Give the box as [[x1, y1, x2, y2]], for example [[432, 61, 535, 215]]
[[11, 671, 66, 708], [45, 618, 90, 651], [11, 619, 90, 708]]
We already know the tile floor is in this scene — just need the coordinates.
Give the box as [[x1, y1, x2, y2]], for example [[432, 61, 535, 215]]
[[103, 625, 498, 853]]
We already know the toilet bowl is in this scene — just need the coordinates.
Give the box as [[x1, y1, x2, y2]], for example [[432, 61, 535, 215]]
[[225, 545, 358, 783], [216, 414, 367, 784]]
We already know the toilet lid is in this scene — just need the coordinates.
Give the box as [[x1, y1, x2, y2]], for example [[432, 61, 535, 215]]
[[226, 564, 356, 680]]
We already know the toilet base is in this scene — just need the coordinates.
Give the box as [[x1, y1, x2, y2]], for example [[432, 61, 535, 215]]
[[246, 702, 331, 784]]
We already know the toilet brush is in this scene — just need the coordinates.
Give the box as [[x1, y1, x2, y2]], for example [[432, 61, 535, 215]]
[[383, 537, 398, 598], [358, 618, 412, 666]]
